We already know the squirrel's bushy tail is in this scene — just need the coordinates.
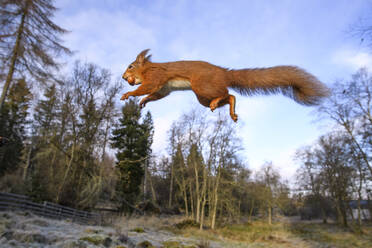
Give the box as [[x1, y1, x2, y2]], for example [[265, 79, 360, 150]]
[[228, 66, 329, 105]]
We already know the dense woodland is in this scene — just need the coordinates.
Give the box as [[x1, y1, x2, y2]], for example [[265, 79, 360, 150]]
[[0, 0, 371, 231]]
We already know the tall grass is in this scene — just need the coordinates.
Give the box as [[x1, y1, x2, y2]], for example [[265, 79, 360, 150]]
[[170, 219, 372, 248], [110, 214, 372, 248]]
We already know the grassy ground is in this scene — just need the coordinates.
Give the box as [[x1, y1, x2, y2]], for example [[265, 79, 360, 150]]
[[111, 215, 372, 247], [168, 220, 372, 248]]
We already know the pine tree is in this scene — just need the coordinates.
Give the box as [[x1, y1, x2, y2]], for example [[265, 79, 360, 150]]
[[0, 0, 71, 112], [172, 144, 188, 215], [0, 78, 32, 175], [27, 83, 60, 201], [34, 84, 59, 136], [141, 111, 153, 200], [142, 111, 154, 155], [111, 99, 154, 211]]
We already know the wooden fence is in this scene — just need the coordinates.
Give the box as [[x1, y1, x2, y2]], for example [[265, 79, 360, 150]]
[[0, 192, 101, 225]]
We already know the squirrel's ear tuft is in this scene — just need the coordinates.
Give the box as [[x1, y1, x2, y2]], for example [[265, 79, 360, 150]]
[[145, 54, 152, 62], [136, 49, 151, 64]]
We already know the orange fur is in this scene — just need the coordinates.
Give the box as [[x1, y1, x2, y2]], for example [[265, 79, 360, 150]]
[[121, 49, 329, 122]]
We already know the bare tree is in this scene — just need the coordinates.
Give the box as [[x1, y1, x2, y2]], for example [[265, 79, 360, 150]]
[[166, 109, 243, 229], [255, 162, 283, 225], [349, 11, 372, 49], [295, 145, 329, 223], [30, 61, 121, 209], [318, 69, 372, 177], [317, 134, 355, 227]]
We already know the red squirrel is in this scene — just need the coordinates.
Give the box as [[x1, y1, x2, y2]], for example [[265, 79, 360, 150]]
[[121, 49, 329, 122]]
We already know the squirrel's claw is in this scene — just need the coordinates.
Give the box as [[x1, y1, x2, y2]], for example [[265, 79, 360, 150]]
[[120, 92, 130, 101], [139, 98, 147, 108]]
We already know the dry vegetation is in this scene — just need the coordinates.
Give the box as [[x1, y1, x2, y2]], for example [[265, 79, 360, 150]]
[[166, 219, 372, 248], [1, 211, 371, 247], [107, 215, 372, 248]]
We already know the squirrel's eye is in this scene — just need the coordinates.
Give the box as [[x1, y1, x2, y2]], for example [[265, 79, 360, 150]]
[[128, 65, 134, 69]]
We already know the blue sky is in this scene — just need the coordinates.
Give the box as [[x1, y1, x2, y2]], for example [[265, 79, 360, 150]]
[[55, 0, 372, 180]]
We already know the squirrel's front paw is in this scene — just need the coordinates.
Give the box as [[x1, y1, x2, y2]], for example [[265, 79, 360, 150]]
[[120, 93, 130, 101], [139, 98, 148, 108]]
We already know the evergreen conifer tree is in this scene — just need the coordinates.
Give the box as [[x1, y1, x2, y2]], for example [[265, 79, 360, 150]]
[[111, 99, 154, 211], [0, 78, 32, 175]]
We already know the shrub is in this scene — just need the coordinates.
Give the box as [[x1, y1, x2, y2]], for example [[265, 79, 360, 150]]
[[175, 219, 199, 229]]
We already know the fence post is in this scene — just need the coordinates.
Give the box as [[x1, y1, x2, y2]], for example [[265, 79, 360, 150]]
[[72, 209, 76, 223], [58, 207, 62, 220], [43, 202, 47, 217], [85, 211, 88, 224]]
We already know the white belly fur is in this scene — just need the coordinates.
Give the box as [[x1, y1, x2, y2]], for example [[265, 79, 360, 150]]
[[166, 79, 192, 91]]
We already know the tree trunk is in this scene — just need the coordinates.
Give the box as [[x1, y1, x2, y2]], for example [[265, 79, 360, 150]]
[[181, 175, 189, 216], [345, 126, 372, 176], [50, 148, 57, 180], [248, 199, 255, 223], [348, 204, 355, 224], [22, 144, 33, 180], [211, 187, 218, 229], [320, 206, 328, 224], [211, 166, 221, 230], [199, 166, 208, 230], [268, 205, 272, 225], [199, 197, 206, 230], [194, 162, 200, 222], [357, 199, 362, 227], [148, 171, 157, 204], [183, 186, 189, 217], [143, 160, 147, 201], [237, 199, 241, 222], [168, 162, 174, 208], [175, 170, 188, 216], [356, 158, 364, 227], [75, 159, 87, 207], [341, 208, 348, 227], [0, 1, 29, 112], [336, 199, 348, 227], [208, 179, 213, 224], [189, 181, 194, 220], [101, 121, 110, 162], [56, 142, 75, 203]]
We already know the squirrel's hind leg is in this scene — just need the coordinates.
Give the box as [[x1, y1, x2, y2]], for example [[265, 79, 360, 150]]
[[210, 94, 238, 122], [209, 96, 225, 111], [228, 95, 238, 122]]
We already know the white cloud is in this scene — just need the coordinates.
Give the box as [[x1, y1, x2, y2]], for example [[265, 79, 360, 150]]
[[332, 49, 372, 70], [56, 9, 156, 75]]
